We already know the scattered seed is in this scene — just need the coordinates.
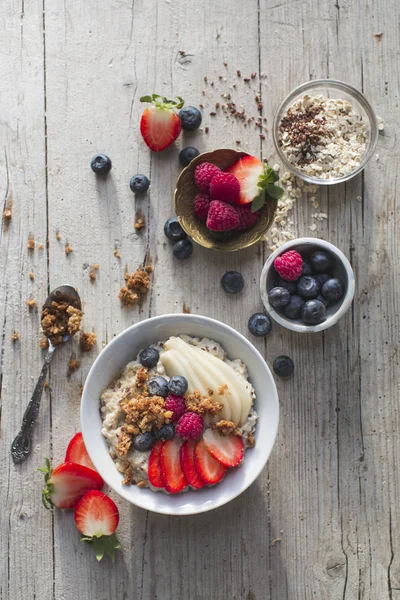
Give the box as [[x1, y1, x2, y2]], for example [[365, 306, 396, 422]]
[[205, 127, 209, 134], [29, 272, 34, 280], [236, 70, 241, 77], [243, 77, 250, 82]]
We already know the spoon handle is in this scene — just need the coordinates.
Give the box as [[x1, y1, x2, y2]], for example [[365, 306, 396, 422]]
[[11, 345, 56, 463]]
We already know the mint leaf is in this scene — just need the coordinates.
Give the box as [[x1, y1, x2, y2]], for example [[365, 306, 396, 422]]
[[251, 194, 265, 213], [266, 184, 284, 199]]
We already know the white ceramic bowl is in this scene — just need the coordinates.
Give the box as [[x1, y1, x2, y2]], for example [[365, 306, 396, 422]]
[[81, 314, 279, 516], [260, 238, 355, 333]]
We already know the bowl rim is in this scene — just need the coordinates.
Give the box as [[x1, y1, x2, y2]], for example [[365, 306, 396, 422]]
[[81, 313, 280, 515], [173, 148, 277, 252], [272, 78, 378, 185], [260, 238, 355, 333]]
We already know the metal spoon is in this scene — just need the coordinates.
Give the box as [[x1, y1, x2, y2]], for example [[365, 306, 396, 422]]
[[11, 285, 82, 464]]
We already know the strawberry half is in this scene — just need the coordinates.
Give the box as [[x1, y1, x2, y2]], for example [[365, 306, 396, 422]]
[[148, 440, 164, 489], [203, 428, 244, 468], [194, 439, 227, 485], [160, 438, 188, 494], [74, 490, 120, 561], [140, 94, 184, 152], [227, 156, 283, 210], [65, 432, 97, 472], [180, 440, 206, 489], [39, 459, 104, 509]]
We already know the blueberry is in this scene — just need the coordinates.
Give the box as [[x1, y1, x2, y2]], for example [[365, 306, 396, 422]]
[[179, 106, 202, 131], [274, 277, 297, 294], [302, 299, 326, 325], [168, 375, 188, 396], [302, 261, 313, 276], [310, 250, 333, 273], [155, 424, 175, 441], [129, 174, 150, 194], [316, 294, 330, 308], [273, 355, 294, 378], [221, 271, 244, 294], [321, 278, 345, 302], [133, 431, 156, 451], [164, 217, 187, 242], [248, 313, 272, 337], [139, 347, 159, 368], [283, 295, 304, 319], [148, 375, 169, 398], [268, 287, 291, 309], [179, 147, 200, 167], [297, 276, 320, 299], [315, 273, 331, 287], [90, 154, 112, 175], [209, 230, 235, 242], [173, 238, 193, 260]]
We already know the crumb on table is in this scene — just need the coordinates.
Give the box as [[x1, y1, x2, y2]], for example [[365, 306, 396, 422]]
[[27, 237, 35, 251], [29, 272, 34, 280], [40, 337, 49, 349], [11, 332, 19, 342], [134, 215, 146, 231], [182, 302, 190, 314], [89, 264, 99, 281], [38, 243, 44, 250], [80, 330, 97, 352], [65, 243, 73, 255], [56, 231, 61, 240], [3, 208, 12, 222], [26, 298, 37, 309], [114, 248, 121, 259], [44, 381, 49, 388], [68, 357, 80, 372], [144, 265, 153, 273], [118, 287, 139, 307], [119, 267, 151, 307]]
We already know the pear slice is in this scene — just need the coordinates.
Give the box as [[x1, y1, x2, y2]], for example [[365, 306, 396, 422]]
[[159, 349, 208, 396], [165, 337, 249, 424]]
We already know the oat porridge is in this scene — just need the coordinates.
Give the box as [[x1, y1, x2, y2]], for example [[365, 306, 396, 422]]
[[100, 335, 258, 494]]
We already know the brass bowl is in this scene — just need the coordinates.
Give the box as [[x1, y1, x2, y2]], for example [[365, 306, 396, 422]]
[[174, 149, 278, 252]]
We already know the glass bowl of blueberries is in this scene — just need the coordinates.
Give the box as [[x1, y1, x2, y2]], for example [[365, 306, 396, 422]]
[[260, 238, 355, 333]]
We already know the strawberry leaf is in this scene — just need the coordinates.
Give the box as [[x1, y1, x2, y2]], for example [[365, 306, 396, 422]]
[[38, 458, 54, 510], [251, 194, 266, 213], [81, 533, 121, 562], [140, 94, 185, 111], [266, 184, 284, 199], [140, 95, 153, 103]]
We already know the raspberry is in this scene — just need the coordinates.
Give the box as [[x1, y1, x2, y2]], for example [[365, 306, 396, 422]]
[[274, 250, 303, 281], [194, 162, 221, 192], [165, 394, 186, 422], [194, 193, 211, 222], [210, 172, 240, 203], [175, 412, 204, 440], [206, 200, 239, 232], [235, 204, 260, 230]]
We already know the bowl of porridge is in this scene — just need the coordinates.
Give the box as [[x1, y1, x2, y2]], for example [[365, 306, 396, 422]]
[[81, 314, 279, 515], [273, 79, 378, 184]]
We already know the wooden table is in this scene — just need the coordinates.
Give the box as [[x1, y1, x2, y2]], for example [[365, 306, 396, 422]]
[[0, 1, 398, 598]]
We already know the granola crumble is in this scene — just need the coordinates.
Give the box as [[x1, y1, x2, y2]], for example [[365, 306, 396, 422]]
[[114, 248, 121, 259], [3, 208, 12, 222], [27, 237, 35, 251], [215, 419, 240, 436], [56, 231, 61, 241], [217, 384, 228, 395], [40, 336, 49, 349], [118, 287, 139, 307], [68, 358, 80, 372], [41, 301, 82, 345], [11, 332, 19, 342], [185, 389, 224, 416], [80, 331, 97, 352], [119, 267, 151, 308], [120, 394, 172, 434], [89, 264, 99, 281], [246, 433, 256, 448], [65, 243, 73, 255], [26, 299, 37, 309]]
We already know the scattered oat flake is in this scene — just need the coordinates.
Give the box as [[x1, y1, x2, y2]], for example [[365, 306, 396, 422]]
[[65, 244, 73, 255], [271, 538, 281, 546], [56, 231, 61, 240], [11, 332, 19, 342], [29, 272, 34, 280]]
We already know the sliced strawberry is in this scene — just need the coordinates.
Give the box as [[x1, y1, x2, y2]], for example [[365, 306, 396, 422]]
[[180, 440, 206, 489], [74, 490, 120, 562], [194, 439, 227, 485], [148, 440, 164, 489], [203, 428, 244, 468], [140, 94, 184, 152], [39, 459, 104, 509], [65, 432, 97, 472], [160, 438, 188, 494], [227, 155, 265, 204]]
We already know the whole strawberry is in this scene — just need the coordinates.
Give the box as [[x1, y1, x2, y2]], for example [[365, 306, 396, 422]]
[[140, 94, 184, 152], [235, 204, 260, 230], [194, 162, 221, 192], [274, 250, 303, 281], [194, 193, 211, 222], [210, 172, 240, 203], [206, 200, 239, 232]]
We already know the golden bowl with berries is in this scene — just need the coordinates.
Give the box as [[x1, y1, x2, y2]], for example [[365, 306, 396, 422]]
[[174, 149, 281, 252]]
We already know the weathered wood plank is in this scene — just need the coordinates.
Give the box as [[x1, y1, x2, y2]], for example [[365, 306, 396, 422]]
[[0, 2, 54, 600]]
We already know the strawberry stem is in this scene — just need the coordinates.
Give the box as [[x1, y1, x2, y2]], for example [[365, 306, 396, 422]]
[[81, 533, 121, 562], [140, 93, 184, 110], [38, 458, 54, 510]]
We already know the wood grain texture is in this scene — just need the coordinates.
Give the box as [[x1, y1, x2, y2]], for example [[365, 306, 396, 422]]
[[0, 0, 399, 599]]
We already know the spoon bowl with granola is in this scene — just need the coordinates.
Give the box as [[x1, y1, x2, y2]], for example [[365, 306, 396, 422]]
[[81, 314, 279, 515]]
